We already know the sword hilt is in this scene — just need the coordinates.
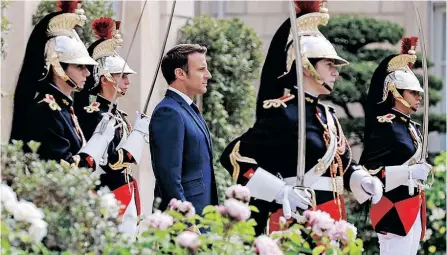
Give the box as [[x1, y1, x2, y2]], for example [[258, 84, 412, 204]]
[[286, 186, 317, 224]]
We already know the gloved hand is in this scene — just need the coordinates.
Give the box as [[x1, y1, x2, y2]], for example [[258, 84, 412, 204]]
[[118, 111, 150, 164], [79, 113, 116, 165], [93, 113, 116, 143], [132, 111, 150, 139], [360, 176, 383, 204], [274, 185, 313, 219], [409, 162, 432, 181]]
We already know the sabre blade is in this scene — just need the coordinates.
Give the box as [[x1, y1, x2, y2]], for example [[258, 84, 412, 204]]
[[107, 0, 148, 114], [412, 1, 429, 161], [143, 0, 177, 114], [288, 1, 306, 186]]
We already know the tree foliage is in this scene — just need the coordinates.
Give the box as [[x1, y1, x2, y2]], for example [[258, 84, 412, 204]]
[[178, 15, 263, 202], [32, 0, 114, 46]]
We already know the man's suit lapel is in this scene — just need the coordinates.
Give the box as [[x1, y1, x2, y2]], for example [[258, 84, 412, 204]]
[[166, 90, 213, 152]]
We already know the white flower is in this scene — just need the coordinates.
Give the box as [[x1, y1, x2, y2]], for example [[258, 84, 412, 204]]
[[423, 228, 433, 241], [224, 198, 251, 221], [144, 210, 174, 230], [304, 210, 335, 236], [429, 207, 445, 221], [176, 231, 200, 250], [0, 184, 18, 213], [329, 220, 357, 244], [28, 218, 48, 243], [13, 200, 44, 223], [225, 184, 251, 203], [254, 235, 283, 255], [100, 193, 119, 218]]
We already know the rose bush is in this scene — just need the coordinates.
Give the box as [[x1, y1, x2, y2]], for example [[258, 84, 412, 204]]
[[2, 142, 363, 254]]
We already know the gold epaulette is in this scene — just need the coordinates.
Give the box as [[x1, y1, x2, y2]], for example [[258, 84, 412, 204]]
[[109, 149, 132, 170], [229, 141, 257, 182], [377, 113, 395, 123], [263, 94, 295, 109], [84, 102, 100, 113], [38, 94, 61, 111]]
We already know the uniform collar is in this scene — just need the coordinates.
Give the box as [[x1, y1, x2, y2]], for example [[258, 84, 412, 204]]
[[304, 92, 319, 106], [96, 94, 118, 112], [39, 83, 73, 109], [391, 108, 411, 125], [290, 87, 319, 106]]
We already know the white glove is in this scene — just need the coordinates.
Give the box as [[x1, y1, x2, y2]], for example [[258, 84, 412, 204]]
[[409, 162, 432, 181], [274, 185, 313, 219], [360, 177, 383, 204], [118, 111, 150, 164], [79, 113, 116, 165], [95, 113, 116, 142], [132, 112, 150, 137], [385, 162, 432, 192]]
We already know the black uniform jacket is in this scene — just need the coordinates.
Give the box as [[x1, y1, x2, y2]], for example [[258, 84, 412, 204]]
[[77, 95, 136, 192], [24, 82, 94, 168], [220, 90, 359, 234], [359, 109, 425, 237]]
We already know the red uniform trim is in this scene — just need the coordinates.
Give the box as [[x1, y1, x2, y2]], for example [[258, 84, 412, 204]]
[[243, 168, 255, 180], [315, 196, 346, 221], [370, 196, 394, 229], [420, 191, 427, 241], [113, 183, 133, 217], [395, 195, 421, 234], [268, 195, 346, 233]]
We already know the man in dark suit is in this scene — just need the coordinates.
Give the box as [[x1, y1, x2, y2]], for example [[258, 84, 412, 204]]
[[149, 44, 218, 217]]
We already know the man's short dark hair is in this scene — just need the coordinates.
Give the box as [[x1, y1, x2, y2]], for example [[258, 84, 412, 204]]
[[161, 44, 207, 85]]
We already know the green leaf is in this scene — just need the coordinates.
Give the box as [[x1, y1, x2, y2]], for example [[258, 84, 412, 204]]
[[202, 205, 216, 215], [312, 245, 326, 255], [249, 205, 259, 213]]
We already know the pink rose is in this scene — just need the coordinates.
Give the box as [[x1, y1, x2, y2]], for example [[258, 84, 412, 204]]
[[177, 231, 200, 251], [225, 184, 251, 203], [304, 210, 335, 236], [215, 205, 227, 215], [144, 210, 174, 230], [224, 198, 251, 221], [329, 220, 357, 244], [168, 198, 196, 219], [255, 235, 283, 255]]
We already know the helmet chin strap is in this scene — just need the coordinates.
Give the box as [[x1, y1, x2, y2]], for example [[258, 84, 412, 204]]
[[303, 58, 333, 94], [66, 77, 83, 92], [380, 81, 417, 112], [47, 56, 83, 92], [104, 73, 126, 96], [322, 83, 332, 93], [390, 87, 417, 112]]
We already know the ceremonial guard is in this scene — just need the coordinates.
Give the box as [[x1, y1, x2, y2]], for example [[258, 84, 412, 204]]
[[73, 17, 149, 235], [220, 0, 383, 235], [10, 1, 115, 169], [359, 37, 431, 255]]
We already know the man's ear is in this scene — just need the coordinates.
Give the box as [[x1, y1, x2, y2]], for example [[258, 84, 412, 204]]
[[174, 68, 185, 80]]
